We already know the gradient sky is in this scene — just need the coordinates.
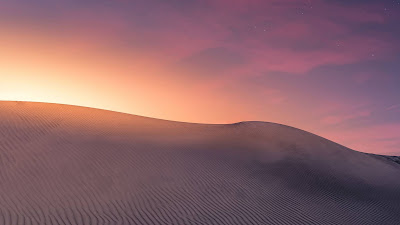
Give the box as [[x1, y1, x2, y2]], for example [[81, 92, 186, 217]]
[[1, 0, 400, 154]]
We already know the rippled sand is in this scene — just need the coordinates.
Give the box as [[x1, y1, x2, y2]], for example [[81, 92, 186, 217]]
[[0, 101, 399, 225]]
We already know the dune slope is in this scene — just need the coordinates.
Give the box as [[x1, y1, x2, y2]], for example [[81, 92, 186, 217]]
[[0, 101, 399, 225]]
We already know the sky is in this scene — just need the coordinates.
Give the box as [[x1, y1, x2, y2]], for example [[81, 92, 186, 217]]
[[0, 0, 399, 155]]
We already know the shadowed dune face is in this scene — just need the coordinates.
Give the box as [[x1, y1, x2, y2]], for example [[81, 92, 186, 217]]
[[0, 101, 399, 225]]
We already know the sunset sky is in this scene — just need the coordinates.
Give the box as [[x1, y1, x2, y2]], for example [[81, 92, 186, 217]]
[[1, 0, 400, 154]]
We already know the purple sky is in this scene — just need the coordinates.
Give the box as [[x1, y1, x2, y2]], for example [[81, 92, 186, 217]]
[[1, 0, 400, 154]]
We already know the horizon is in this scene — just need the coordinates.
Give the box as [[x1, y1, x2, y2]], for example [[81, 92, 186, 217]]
[[1, 0, 400, 155], [1, 100, 397, 156]]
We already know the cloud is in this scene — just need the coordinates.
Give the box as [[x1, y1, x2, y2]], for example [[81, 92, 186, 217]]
[[2, 0, 400, 154], [321, 110, 371, 125], [387, 104, 400, 111], [141, 0, 397, 74], [175, 47, 245, 77], [322, 123, 400, 154], [2, 0, 399, 76]]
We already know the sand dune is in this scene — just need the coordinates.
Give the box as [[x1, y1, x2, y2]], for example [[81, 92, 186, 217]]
[[0, 101, 399, 225]]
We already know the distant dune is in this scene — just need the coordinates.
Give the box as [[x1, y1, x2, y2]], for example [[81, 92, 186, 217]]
[[0, 101, 399, 225]]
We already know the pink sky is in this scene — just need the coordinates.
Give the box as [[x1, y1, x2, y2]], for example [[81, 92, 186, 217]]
[[1, 0, 400, 154]]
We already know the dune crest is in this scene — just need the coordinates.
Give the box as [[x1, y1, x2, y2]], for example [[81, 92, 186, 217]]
[[0, 101, 399, 225]]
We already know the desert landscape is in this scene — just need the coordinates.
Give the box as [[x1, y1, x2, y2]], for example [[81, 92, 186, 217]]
[[0, 101, 399, 225]]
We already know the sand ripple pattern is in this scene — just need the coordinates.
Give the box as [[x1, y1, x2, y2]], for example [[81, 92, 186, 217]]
[[0, 102, 399, 225]]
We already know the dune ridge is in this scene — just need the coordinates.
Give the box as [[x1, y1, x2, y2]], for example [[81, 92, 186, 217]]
[[0, 101, 399, 225]]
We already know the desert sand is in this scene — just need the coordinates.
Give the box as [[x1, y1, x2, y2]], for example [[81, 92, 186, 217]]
[[0, 101, 399, 225]]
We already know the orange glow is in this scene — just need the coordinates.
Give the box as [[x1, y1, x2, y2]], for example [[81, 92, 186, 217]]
[[1, 13, 399, 155], [0, 27, 253, 124]]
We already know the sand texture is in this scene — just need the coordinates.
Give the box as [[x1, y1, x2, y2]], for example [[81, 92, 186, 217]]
[[0, 101, 399, 225]]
